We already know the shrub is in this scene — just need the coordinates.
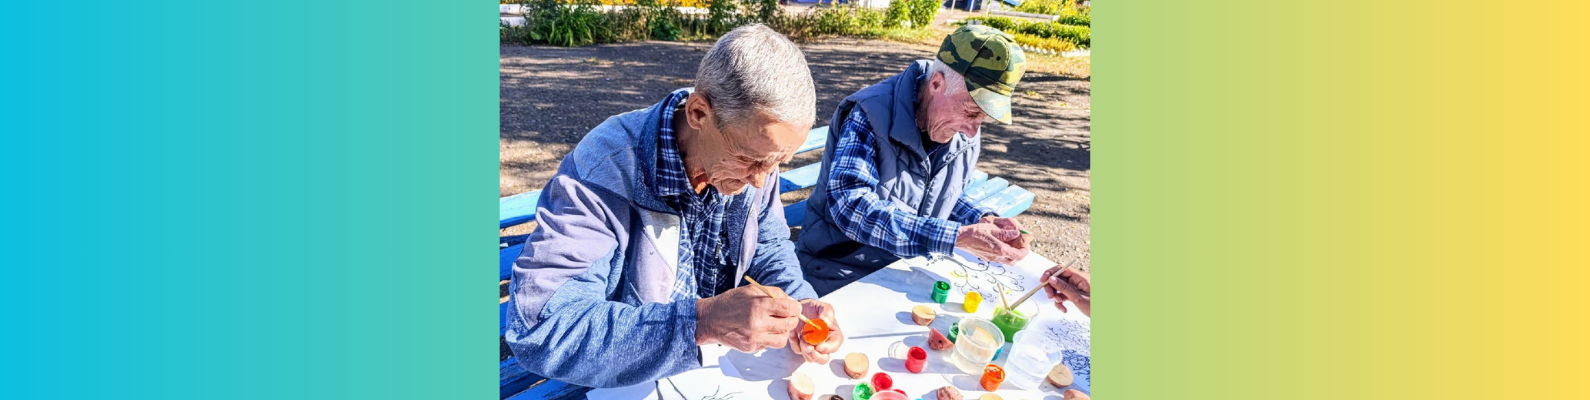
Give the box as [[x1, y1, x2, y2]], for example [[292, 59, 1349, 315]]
[[962, 15, 1088, 48], [504, 0, 936, 46], [1055, 13, 1089, 27], [907, 0, 940, 28], [521, 0, 613, 47], [884, 0, 910, 28], [1012, 33, 1076, 53], [1013, 0, 1068, 16]]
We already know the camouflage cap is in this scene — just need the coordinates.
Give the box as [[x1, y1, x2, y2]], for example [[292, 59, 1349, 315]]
[[936, 24, 1026, 124]]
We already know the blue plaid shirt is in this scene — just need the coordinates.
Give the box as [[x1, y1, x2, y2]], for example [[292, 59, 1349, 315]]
[[824, 108, 995, 257], [654, 89, 741, 300]]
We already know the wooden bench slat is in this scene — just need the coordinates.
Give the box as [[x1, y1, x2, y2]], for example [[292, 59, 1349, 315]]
[[964, 176, 1010, 201], [796, 125, 828, 153], [499, 190, 542, 229], [982, 185, 1036, 218]]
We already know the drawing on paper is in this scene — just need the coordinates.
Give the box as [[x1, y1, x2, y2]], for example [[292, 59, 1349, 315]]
[[933, 255, 1026, 296], [699, 387, 739, 400], [1041, 318, 1091, 356]]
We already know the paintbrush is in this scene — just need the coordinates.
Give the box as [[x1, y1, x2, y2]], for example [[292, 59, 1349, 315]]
[[995, 280, 1011, 311], [743, 276, 816, 326], [1009, 264, 1068, 310]]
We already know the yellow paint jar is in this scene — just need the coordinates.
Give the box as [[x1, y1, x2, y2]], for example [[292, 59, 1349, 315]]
[[963, 292, 982, 313]]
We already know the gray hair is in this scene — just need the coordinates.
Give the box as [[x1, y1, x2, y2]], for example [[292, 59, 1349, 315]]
[[694, 24, 816, 127], [924, 59, 968, 96]]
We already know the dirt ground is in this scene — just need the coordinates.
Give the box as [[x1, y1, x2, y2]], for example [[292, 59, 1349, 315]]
[[501, 30, 1091, 271]]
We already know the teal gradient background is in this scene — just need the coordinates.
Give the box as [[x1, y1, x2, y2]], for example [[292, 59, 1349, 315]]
[[10, 1, 1590, 399], [5, 2, 495, 398]]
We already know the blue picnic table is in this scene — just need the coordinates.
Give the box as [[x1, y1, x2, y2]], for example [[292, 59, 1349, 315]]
[[498, 125, 1036, 399]]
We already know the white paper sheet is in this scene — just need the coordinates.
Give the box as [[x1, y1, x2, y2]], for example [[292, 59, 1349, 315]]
[[643, 251, 1091, 400]]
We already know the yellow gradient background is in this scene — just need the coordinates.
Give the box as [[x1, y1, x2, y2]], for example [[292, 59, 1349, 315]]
[[1095, 1, 1589, 398]]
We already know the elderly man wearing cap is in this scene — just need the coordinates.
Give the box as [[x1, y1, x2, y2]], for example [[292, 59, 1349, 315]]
[[797, 25, 1031, 295], [503, 25, 844, 388]]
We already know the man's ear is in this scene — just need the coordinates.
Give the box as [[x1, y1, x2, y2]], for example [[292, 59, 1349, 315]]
[[928, 71, 945, 94], [685, 94, 711, 130]]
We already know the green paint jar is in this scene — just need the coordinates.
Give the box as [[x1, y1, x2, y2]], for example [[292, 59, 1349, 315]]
[[853, 382, 874, 400], [930, 281, 950, 303]]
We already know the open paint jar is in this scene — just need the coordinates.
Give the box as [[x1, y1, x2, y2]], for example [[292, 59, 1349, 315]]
[[870, 390, 908, 400], [991, 299, 1041, 342], [948, 318, 1005, 374], [980, 364, 1006, 391], [905, 346, 928, 373], [852, 382, 874, 400]]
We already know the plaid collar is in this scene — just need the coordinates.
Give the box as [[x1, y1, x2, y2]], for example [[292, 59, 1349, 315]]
[[654, 89, 694, 201]]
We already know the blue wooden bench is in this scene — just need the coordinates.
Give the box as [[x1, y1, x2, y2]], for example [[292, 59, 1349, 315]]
[[497, 125, 1036, 398]]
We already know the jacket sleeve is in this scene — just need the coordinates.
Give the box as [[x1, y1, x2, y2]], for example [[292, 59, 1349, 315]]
[[504, 174, 702, 388], [950, 195, 997, 225]]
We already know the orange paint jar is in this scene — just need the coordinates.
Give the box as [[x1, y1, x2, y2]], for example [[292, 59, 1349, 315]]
[[980, 364, 1005, 391]]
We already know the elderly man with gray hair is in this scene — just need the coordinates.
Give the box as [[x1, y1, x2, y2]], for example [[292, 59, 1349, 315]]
[[503, 24, 844, 388], [798, 25, 1032, 295]]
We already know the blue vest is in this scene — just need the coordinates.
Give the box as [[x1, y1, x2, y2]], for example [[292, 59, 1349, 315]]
[[797, 60, 982, 294]]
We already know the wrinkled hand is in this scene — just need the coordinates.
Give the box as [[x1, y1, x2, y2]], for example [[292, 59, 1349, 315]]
[[788, 299, 844, 364], [695, 285, 803, 353], [1040, 265, 1091, 316], [955, 222, 1029, 264], [981, 216, 1030, 250]]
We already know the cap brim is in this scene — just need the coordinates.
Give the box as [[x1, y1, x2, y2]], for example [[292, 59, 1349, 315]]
[[970, 87, 1013, 124]]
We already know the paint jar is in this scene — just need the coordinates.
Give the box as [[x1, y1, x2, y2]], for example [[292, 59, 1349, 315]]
[[871, 390, 909, 400], [931, 281, 951, 303], [949, 318, 1005, 374], [963, 291, 983, 313], [870, 372, 894, 391], [980, 364, 1006, 391], [853, 382, 874, 400], [991, 298, 1041, 342], [905, 346, 928, 373], [947, 321, 960, 343]]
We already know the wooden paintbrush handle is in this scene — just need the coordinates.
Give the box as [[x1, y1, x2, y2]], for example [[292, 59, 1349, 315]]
[[743, 276, 816, 325]]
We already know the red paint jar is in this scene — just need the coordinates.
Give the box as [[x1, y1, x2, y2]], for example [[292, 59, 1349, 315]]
[[870, 372, 894, 391], [905, 346, 928, 373]]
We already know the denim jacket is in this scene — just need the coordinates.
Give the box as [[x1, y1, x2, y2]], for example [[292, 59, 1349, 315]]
[[503, 89, 817, 388]]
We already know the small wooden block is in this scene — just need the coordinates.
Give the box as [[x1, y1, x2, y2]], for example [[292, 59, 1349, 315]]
[[787, 372, 814, 400], [1062, 389, 1090, 400], [820, 395, 844, 400], [911, 305, 937, 326], [1046, 363, 1074, 388], [978, 394, 1003, 400], [935, 386, 962, 400], [843, 352, 870, 378], [928, 328, 953, 351]]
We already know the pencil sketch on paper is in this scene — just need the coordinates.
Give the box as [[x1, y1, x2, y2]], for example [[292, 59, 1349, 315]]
[[1041, 318, 1091, 356], [661, 378, 740, 400], [932, 255, 1026, 296]]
